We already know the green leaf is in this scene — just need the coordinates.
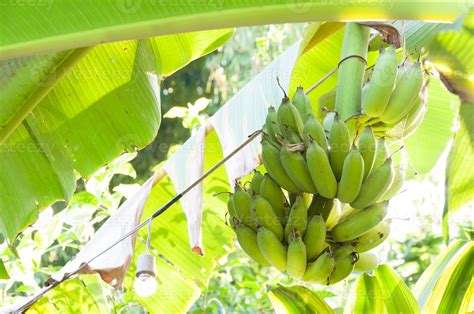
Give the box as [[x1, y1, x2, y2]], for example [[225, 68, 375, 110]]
[[374, 265, 421, 313], [428, 11, 474, 103], [0, 2, 465, 60], [0, 30, 233, 245], [268, 285, 334, 314], [404, 77, 460, 174], [345, 274, 385, 314], [393, 19, 463, 53], [413, 240, 473, 313], [346, 265, 421, 314], [290, 24, 345, 119], [443, 104, 474, 240], [412, 240, 466, 307], [81, 275, 112, 313], [0, 259, 9, 279], [0, 48, 91, 144], [28, 276, 105, 313]]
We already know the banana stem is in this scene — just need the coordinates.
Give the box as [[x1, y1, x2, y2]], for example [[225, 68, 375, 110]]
[[304, 33, 378, 97], [334, 23, 370, 121]]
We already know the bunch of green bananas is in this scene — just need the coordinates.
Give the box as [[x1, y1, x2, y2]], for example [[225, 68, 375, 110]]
[[227, 173, 390, 284], [361, 46, 426, 138], [226, 47, 427, 285]]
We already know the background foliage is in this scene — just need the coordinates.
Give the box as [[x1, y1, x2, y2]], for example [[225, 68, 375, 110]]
[[1, 18, 473, 313]]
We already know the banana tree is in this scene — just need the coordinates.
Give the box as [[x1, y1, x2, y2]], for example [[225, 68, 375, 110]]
[[0, 1, 473, 313]]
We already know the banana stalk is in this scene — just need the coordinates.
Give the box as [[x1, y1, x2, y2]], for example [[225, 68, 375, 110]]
[[335, 23, 370, 120]]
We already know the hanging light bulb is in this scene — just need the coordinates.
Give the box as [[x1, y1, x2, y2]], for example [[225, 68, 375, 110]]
[[134, 253, 157, 297], [134, 219, 157, 297]]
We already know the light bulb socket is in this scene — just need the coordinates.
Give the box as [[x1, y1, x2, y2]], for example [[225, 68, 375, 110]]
[[136, 253, 156, 278]]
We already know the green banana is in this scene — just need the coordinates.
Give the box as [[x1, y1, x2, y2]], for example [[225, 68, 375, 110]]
[[328, 253, 356, 285], [303, 116, 329, 151], [332, 201, 388, 241], [361, 82, 369, 100], [304, 215, 327, 261], [281, 125, 303, 144], [323, 111, 335, 133], [262, 126, 281, 148], [402, 107, 425, 138], [345, 115, 360, 144], [307, 195, 335, 221], [379, 164, 405, 202], [265, 106, 283, 141], [259, 174, 288, 221], [227, 194, 238, 224], [233, 185, 256, 230], [381, 62, 424, 124], [402, 88, 426, 137], [354, 252, 379, 272], [350, 158, 394, 209], [318, 87, 336, 112], [257, 227, 287, 271], [338, 203, 363, 223], [261, 140, 301, 193], [325, 200, 342, 230], [396, 62, 411, 85], [277, 97, 305, 138], [250, 171, 264, 194], [329, 114, 351, 180], [333, 245, 355, 259], [403, 95, 423, 128], [252, 195, 284, 241], [362, 46, 398, 117], [337, 145, 365, 203], [303, 251, 335, 283], [301, 193, 313, 209], [372, 137, 389, 172], [284, 194, 308, 242], [306, 142, 337, 198], [235, 225, 271, 266], [350, 219, 391, 253], [357, 126, 377, 179], [319, 198, 336, 222], [292, 86, 313, 122], [287, 230, 307, 279], [280, 147, 317, 193]]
